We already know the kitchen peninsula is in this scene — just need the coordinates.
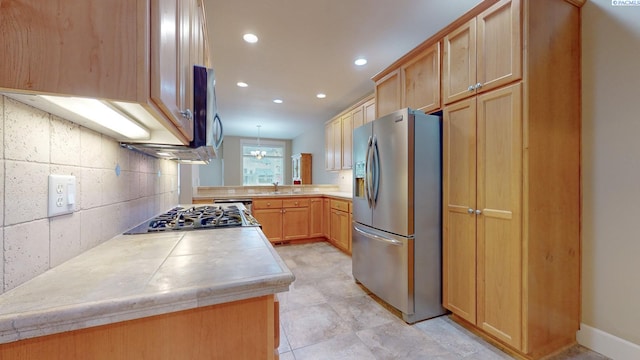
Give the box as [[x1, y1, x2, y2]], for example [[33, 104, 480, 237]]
[[0, 226, 294, 359]]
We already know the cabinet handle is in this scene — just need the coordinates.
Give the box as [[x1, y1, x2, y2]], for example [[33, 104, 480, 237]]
[[267, 202, 271, 206], [475, 82, 483, 90], [179, 109, 193, 120], [283, 209, 286, 213], [468, 85, 475, 92], [475, 209, 482, 215], [294, 202, 299, 206], [467, 208, 474, 214]]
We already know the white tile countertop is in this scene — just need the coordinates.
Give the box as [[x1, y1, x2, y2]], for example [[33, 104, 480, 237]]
[[0, 227, 295, 345]]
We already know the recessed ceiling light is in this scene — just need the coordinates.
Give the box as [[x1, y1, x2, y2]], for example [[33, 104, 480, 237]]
[[316, 93, 327, 99], [243, 33, 258, 43], [237, 82, 248, 87], [354, 58, 368, 66], [273, 99, 283, 104]]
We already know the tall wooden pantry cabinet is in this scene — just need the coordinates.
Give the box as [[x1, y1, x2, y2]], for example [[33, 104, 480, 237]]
[[441, 0, 582, 358], [374, 0, 583, 358]]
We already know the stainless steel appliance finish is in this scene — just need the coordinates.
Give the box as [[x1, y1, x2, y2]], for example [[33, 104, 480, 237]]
[[121, 66, 224, 163], [352, 108, 444, 323], [124, 203, 259, 234], [213, 198, 253, 213]]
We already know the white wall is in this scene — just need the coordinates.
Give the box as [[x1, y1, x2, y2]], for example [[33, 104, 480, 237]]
[[291, 121, 342, 185], [0, 96, 178, 294], [581, 0, 640, 352]]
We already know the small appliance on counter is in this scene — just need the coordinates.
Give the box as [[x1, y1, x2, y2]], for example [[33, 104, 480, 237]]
[[124, 203, 260, 235], [352, 108, 444, 324]]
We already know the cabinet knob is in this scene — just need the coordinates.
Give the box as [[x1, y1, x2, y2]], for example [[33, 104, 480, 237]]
[[267, 202, 271, 206], [475, 82, 483, 90], [282, 209, 286, 213], [468, 208, 474, 214], [475, 209, 482, 215], [468, 85, 475, 92], [179, 109, 193, 120], [295, 202, 298, 206]]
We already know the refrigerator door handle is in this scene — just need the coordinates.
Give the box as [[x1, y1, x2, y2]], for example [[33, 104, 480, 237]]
[[365, 136, 374, 207], [353, 224, 403, 246], [372, 135, 381, 206]]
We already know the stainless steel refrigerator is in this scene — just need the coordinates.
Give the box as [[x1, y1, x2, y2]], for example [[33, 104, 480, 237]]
[[352, 108, 444, 323]]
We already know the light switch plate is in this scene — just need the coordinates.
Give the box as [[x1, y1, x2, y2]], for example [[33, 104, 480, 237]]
[[48, 175, 76, 217]]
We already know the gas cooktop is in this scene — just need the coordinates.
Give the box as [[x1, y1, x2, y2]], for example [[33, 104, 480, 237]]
[[124, 204, 260, 235]]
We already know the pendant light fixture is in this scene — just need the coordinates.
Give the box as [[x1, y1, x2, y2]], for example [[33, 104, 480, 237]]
[[251, 125, 267, 159]]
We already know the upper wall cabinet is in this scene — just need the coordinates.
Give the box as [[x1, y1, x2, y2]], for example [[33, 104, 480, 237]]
[[0, 0, 210, 145], [325, 95, 374, 171], [374, 70, 401, 118], [374, 41, 442, 117], [442, 0, 521, 105], [401, 42, 441, 114]]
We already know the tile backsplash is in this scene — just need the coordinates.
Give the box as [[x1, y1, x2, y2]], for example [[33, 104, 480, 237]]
[[0, 96, 179, 293]]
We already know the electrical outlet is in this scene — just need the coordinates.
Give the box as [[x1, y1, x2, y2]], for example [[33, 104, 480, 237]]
[[48, 175, 76, 217]]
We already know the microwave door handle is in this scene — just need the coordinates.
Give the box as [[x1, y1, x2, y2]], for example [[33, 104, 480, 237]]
[[372, 135, 380, 206], [213, 114, 224, 149], [365, 136, 373, 207]]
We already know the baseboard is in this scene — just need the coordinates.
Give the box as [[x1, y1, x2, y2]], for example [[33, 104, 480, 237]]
[[577, 323, 640, 360]]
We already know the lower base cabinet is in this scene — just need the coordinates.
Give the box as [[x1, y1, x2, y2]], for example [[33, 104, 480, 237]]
[[0, 295, 278, 360], [329, 199, 351, 254]]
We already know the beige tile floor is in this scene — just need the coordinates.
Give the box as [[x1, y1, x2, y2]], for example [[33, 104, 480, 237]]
[[274, 242, 609, 360]]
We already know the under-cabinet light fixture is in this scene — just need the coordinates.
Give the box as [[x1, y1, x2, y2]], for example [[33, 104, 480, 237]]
[[40, 95, 150, 140]]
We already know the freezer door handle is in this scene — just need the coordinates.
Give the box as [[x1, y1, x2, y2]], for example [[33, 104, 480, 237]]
[[365, 136, 374, 207], [353, 224, 403, 246], [372, 135, 380, 206]]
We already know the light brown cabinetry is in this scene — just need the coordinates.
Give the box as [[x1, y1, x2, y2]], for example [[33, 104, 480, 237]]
[[373, 42, 441, 116], [309, 198, 323, 238], [364, 98, 376, 123], [375, 70, 402, 118], [442, 0, 521, 105], [401, 42, 441, 114], [253, 198, 310, 243], [292, 153, 312, 185], [322, 198, 331, 239], [253, 199, 284, 242], [440, 0, 582, 358], [341, 113, 353, 169], [325, 119, 342, 170], [444, 82, 523, 348], [329, 199, 351, 254], [0, 0, 209, 145], [325, 95, 374, 171], [0, 295, 278, 360]]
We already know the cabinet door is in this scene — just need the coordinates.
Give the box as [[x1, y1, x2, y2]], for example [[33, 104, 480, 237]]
[[442, 97, 478, 324], [352, 106, 364, 130], [364, 98, 376, 123], [476, 0, 521, 94], [402, 42, 441, 113], [341, 113, 353, 169], [330, 209, 350, 252], [323, 198, 331, 238], [443, 18, 477, 105], [375, 69, 401, 118], [151, 0, 194, 140], [332, 118, 342, 170], [254, 209, 283, 242], [309, 198, 323, 237], [325, 122, 335, 170], [283, 207, 309, 240], [476, 83, 522, 349]]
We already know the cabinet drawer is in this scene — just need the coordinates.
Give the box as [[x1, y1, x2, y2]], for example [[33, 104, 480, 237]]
[[253, 199, 283, 209], [330, 199, 349, 212], [283, 198, 310, 208]]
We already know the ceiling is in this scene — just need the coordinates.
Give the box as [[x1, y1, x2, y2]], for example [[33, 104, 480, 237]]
[[204, 0, 482, 140]]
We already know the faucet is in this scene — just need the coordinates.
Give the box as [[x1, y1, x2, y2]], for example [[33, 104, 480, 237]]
[[272, 181, 279, 193]]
